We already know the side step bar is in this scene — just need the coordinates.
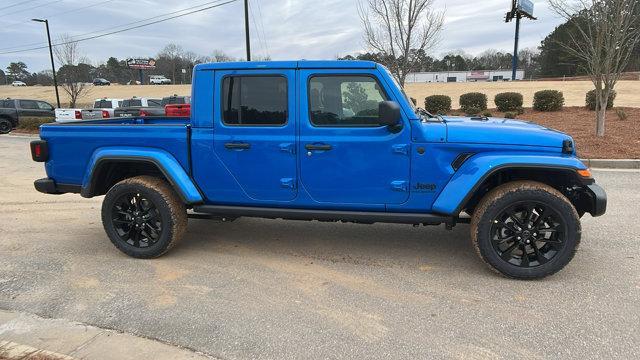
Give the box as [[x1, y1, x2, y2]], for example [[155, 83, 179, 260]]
[[191, 205, 459, 226]]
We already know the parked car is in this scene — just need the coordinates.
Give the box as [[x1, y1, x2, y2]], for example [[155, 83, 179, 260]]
[[165, 103, 191, 117], [0, 98, 54, 133], [93, 78, 111, 86], [114, 95, 189, 117], [81, 98, 122, 120], [11, 81, 27, 86], [55, 107, 85, 122], [150, 75, 171, 85], [30, 60, 606, 279]]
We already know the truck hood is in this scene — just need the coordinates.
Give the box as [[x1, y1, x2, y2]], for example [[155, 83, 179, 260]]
[[442, 116, 571, 148]]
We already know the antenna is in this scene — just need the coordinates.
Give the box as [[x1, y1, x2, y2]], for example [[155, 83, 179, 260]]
[[505, 0, 537, 80]]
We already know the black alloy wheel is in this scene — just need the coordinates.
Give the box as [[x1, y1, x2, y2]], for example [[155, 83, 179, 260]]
[[111, 192, 163, 248], [490, 201, 567, 268]]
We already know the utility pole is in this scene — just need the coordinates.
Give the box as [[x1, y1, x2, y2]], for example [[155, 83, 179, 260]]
[[244, 0, 251, 61], [32, 18, 60, 108]]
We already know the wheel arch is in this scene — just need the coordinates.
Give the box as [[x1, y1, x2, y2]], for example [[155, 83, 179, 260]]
[[432, 153, 593, 216], [81, 148, 203, 205]]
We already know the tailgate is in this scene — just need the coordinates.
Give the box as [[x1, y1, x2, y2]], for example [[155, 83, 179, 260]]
[[81, 109, 105, 120], [54, 109, 81, 122]]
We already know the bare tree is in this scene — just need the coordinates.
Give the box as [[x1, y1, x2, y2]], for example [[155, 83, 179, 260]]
[[54, 35, 90, 107], [358, 0, 444, 86], [549, 0, 640, 136]]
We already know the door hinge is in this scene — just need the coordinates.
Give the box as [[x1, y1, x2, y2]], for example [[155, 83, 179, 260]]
[[279, 143, 296, 155], [280, 178, 296, 189], [390, 180, 409, 192], [392, 144, 409, 155]]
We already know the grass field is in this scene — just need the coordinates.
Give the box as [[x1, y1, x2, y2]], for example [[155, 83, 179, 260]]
[[1, 80, 639, 108]]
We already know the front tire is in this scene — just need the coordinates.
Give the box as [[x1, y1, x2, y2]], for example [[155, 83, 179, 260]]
[[470, 181, 581, 279], [101, 176, 187, 258]]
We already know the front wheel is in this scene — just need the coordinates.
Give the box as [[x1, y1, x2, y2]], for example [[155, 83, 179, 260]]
[[101, 176, 187, 258], [470, 181, 581, 279]]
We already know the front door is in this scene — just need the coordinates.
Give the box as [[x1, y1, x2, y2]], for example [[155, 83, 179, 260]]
[[213, 70, 297, 202], [299, 70, 411, 205]]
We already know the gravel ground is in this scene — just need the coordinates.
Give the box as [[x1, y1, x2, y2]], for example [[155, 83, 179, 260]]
[[0, 135, 638, 359]]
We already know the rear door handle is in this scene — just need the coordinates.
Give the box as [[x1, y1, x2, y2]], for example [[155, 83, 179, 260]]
[[224, 142, 251, 150], [305, 144, 332, 151]]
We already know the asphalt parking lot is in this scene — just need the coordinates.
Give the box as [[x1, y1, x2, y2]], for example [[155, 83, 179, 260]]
[[0, 134, 638, 359]]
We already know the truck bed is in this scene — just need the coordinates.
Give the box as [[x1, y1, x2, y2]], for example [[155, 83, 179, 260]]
[[39, 117, 192, 186]]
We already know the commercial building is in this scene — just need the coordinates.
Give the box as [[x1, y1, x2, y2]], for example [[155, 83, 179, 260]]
[[405, 69, 525, 83]]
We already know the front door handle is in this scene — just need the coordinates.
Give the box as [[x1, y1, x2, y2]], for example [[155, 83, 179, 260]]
[[224, 142, 251, 150], [305, 144, 332, 151]]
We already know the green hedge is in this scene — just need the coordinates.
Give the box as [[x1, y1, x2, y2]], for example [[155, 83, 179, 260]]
[[460, 92, 487, 112], [424, 95, 452, 114], [586, 90, 616, 111], [494, 92, 523, 112], [17, 117, 55, 131], [533, 90, 564, 112]]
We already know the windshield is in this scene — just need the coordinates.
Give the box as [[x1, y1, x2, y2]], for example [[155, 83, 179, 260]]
[[382, 66, 415, 112]]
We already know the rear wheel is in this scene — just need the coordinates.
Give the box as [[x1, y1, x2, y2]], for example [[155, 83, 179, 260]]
[[0, 118, 12, 134], [471, 181, 581, 279], [101, 176, 187, 258]]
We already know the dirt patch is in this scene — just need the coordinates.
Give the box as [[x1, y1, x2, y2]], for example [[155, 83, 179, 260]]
[[484, 107, 640, 159]]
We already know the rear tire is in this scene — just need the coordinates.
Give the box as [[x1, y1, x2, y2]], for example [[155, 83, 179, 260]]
[[101, 176, 187, 258], [470, 181, 581, 279], [0, 118, 12, 134]]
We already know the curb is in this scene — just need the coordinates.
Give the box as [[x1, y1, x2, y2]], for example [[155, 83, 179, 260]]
[[582, 159, 640, 169], [0, 310, 215, 360]]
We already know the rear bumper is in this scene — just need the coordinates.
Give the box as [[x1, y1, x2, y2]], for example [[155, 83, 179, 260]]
[[585, 184, 607, 217], [34, 178, 81, 195]]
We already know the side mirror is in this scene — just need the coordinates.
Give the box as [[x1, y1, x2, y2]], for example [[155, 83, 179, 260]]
[[378, 101, 401, 129]]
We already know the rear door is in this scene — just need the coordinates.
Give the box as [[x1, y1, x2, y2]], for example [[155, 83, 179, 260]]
[[213, 70, 297, 202], [17, 100, 40, 117], [298, 70, 411, 205]]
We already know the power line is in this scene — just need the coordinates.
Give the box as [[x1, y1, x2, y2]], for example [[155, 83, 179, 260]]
[[47, 0, 117, 19], [3, 0, 64, 17], [0, 0, 41, 11], [0, 0, 238, 55], [0, 0, 231, 52], [254, 0, 269, 57]]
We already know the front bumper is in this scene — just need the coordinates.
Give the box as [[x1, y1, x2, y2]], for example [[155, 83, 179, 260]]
[[585, 184, 607, 217], [34, 178, 81, 195]]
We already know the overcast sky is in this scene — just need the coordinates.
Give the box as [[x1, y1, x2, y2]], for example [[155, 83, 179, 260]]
[[0, 0, 565, 72]]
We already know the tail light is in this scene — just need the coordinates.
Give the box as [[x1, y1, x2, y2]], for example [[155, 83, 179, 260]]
[[74, 110, 82, 119], [102, 110, 110, 118], [30, 140, 49, 162], [139, 109, 149, 117]]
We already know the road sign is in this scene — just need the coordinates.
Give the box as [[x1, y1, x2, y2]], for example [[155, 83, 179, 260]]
[[126, 58, 156, 70], [517, 0, 534, 18]]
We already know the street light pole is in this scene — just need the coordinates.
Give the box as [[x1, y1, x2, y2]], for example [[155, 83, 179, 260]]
[[32, 18, 60, 108], [244, 0, 251, 61]]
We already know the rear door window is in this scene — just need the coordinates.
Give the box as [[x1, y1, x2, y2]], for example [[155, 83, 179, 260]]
[[221, 76, 287, 126], [19, 100, 39, 109]]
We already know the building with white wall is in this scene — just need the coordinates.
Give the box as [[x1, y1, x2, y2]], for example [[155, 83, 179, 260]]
[[405, 69, 525, 83]]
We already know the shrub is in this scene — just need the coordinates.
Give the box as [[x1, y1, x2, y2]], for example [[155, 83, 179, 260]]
[[464, 107, 482, 116], [504, 112, 517, 119], [482, 110, 492, 117], [17, 117, 54, 131], [460, 92, 487, 112], [494, 92, 524, 112], [585, 90, 616, 111], [615, 108, 628, 121], [424, 95, 451, 114], [533, 90, 564, 112], [516, 107, 525, 115]]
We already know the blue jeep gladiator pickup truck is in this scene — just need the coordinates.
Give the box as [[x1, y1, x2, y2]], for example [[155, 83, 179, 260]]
[[30, 60, 606, 279]]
